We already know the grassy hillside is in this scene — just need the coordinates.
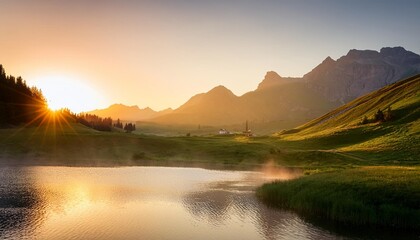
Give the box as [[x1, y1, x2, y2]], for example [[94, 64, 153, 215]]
[[277, 74, 420, 164], [286, 74, 419, 134]]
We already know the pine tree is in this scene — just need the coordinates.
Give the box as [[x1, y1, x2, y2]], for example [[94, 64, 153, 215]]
[[374, 109, 385, 122], [360, 115, 369, 124]]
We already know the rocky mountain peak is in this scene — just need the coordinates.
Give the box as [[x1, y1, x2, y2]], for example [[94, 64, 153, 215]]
[[305, 46, 420, 103], [380, 46, 408, 56], [323, 56, 335, 64], [303, 56, 336, 80], [206, 85, 236, 97], [209, 85, 230, 92], [142, 107, 155, 113], [380, 47, 420, 65], [257, 71, 287, 90], [265, 71, 282, 80], [109, 103, 140, 110], [345, 49, 380, 59]]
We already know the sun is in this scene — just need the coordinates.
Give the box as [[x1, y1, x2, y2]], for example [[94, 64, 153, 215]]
[[33, 75, 105, 113]]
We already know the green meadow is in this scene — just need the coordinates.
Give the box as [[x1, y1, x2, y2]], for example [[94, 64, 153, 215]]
[[1, 119, 416, 169], [0, 124, 351, 168]]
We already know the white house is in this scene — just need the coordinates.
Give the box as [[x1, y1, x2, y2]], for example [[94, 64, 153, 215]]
[[218, 129, 230, 135]]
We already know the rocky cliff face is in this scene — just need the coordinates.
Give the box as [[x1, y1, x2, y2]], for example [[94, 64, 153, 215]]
[[257, 71, 300, 90], [304, 47, 420, 103]]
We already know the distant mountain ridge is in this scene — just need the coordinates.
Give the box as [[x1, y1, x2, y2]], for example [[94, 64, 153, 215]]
[[93, 47, 420, 128], [88, 104, 172, 121], [152, 72, 335, 126], [152, 47, 420, 127]]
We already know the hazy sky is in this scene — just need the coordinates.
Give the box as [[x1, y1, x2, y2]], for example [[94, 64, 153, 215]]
[[1, 0, 419, 112]]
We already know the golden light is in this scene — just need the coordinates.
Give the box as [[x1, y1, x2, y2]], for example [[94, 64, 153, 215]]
[[33, 75, 105, 113]]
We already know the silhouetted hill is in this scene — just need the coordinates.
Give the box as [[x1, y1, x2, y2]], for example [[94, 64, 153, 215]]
[[88, 104, 172, 121], [153, 75, 336, 126], [153, 85, 243, 125]]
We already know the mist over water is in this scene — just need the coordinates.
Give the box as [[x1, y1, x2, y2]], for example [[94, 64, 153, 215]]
[[0, 166, 344, 240], [258, 160, 303, 181]]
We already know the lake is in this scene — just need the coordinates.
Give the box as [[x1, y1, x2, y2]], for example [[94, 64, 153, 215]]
[[0, 166, 349, 239]]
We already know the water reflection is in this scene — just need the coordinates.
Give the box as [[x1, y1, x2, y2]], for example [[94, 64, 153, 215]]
[[0, 166, 408, 240], [0, 167, 46, 239], [182, 176, 340, 240]]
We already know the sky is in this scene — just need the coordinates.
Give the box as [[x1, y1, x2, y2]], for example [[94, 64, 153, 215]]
[[1, 0, 419, 112]]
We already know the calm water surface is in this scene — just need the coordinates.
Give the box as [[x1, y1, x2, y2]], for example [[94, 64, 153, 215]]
[[0, 166, 348, 239]]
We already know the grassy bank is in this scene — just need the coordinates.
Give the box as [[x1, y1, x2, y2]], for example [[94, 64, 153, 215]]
[[257, 166, 420, 229], [254, 74, 420, 231]]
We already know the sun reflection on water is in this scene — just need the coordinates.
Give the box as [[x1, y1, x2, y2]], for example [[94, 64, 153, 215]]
[[0, 166, 343, 240]]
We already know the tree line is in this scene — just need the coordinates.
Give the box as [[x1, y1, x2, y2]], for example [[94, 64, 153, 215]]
[[360, 107, 393, 125], [77, 113, 113, 131], [113, 118, 136, 132], [78, 115, 136, 132], [0, 65, 46, 126], [51, 109, 136, 132], [0, 65, 137, 133]]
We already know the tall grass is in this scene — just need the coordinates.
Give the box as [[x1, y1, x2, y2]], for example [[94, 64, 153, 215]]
[[257, 167, 420, 229]]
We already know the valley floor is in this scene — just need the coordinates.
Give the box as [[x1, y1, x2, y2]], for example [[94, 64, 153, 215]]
[[0, 123, 419, 231]]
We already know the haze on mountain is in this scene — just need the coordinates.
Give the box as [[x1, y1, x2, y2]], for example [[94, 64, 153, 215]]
[[88, 104, 172, 121], [96, 47, 420, 129], [152, 74, 336, 127]]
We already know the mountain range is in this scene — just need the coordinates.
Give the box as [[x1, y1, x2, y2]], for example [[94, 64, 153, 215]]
[[89, 47, 420, 129], [88, 104, 173, 121]]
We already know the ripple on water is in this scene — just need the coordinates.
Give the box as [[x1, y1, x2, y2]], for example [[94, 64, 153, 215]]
[[0, 166, 363, 240]]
